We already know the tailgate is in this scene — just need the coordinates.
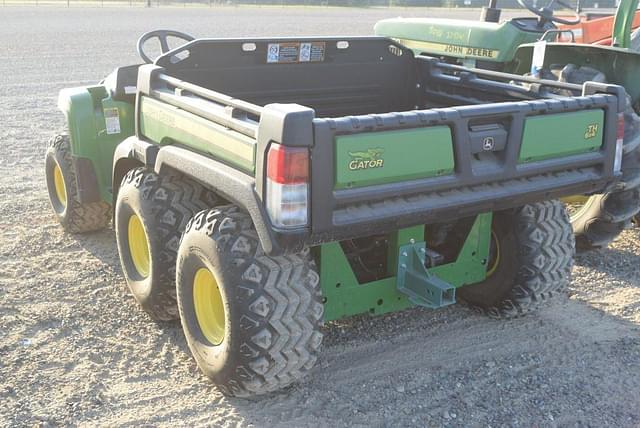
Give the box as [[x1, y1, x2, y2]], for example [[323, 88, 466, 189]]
[[308, 95, 619, 243]]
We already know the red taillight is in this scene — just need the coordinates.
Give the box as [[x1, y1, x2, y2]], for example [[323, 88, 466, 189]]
[[265, 144, 309, 228], [266, 144, 309, 184]]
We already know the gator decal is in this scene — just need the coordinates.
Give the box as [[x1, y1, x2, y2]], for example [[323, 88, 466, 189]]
[[335, 127, 454, 189], [348, 148, 384, 170]]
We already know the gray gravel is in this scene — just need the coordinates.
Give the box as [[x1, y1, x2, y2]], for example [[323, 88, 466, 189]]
[[1, 6, 640, 427]]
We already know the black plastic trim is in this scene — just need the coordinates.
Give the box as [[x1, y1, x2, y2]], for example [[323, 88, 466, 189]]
[[71, 156, 101, 203]]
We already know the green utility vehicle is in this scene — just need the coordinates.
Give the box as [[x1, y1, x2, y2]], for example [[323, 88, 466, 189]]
[[376, 0, 640, 251], [46, 31, 627, 397]]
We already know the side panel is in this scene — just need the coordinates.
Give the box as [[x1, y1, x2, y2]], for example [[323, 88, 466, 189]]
[[334, 127, 454, 189], [138, 96, 256, 174], [58, 86, 135, 203], [519, 110, 605, 163]]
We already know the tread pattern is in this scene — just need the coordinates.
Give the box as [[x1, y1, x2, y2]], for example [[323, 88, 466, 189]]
[[485, 200, 575, 319], [47, 134, 111, 233], [181, 206, 324, 397], [119, 167, 219, 320], [574, 189, 640, 251], [541, 65, 640, 251]]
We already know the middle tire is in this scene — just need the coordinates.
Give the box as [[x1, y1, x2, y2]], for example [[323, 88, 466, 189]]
[[457, 200, 575, 319], [176, 206, 324, 397], [115, 167, 218, 321]]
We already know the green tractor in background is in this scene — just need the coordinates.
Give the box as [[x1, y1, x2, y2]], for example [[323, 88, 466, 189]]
[[376, 0, 640, 251]]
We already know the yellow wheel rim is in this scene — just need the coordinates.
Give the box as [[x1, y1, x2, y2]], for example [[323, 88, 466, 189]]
[[53, 163, 67, 208], [561, 195, 591, 221], [486, 230, 501, 278], [127, 214, 150, 278], [193, 267, 225, 345]]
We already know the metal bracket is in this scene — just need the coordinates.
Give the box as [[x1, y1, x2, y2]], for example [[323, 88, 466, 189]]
[[397, 241, 456, 309]]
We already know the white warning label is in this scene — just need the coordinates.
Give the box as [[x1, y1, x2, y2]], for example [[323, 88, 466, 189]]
[[104, 108, 121, 135], [266, 42, 325, 64]]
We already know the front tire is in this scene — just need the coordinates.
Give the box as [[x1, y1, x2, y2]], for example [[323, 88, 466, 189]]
[[115, 167, 217, 321], [45, 134, 111, 232], [458, 200, 575, 319], [176, 206, 324, 397]]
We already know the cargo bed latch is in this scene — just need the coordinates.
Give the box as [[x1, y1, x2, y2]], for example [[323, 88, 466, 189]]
[[397, 242, 456, 309]]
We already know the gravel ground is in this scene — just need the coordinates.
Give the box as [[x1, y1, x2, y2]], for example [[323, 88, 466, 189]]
[[1, 6, 640, 427]]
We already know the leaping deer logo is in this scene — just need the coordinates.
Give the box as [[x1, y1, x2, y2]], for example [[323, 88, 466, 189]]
[[348, 148, 384, 161]]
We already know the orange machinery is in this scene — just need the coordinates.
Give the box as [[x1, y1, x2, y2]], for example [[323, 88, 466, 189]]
[[557, 9, 640, 44]]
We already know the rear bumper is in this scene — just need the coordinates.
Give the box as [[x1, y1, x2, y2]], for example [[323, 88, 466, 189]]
[[305, 167, 616, 247], [152, 141, 617, 256]]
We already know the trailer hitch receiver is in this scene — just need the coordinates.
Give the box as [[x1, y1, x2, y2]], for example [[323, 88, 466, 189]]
[[397, 241, 456, 309]]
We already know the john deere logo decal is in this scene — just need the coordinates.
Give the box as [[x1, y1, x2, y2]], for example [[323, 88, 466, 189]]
[[585, 123, 599, 139], [348, 148, 384, 170], [482, 136, 495, 151]]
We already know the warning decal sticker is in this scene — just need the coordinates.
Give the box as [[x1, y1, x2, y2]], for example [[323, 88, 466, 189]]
[[266, 42, 325, 64], [104, 108, 121, 135]]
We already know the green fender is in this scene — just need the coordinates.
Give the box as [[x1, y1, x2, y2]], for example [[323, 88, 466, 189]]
[[57, 85, 135, 204]]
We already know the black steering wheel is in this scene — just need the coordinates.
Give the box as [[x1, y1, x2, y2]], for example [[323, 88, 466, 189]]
[[516, 0, 581, 26], [137, 29, 195, 64]]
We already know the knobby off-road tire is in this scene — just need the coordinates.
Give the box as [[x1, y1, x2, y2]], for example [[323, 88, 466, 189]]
[[115, 167, 219, 321], [45, 134, 111, 232], [176, 206, 324, 397], [541, 64, 640, 251], [458, 200, 575, 319]]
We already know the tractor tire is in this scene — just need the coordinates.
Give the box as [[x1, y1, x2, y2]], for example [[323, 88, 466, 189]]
[[115, 167, 218, 321], [176, 206, 324, 397], [457, 200, 574, 319], [45, 134, 111, 232], [541, 64, 640, 251]]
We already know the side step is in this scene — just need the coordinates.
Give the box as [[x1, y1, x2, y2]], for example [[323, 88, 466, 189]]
[[397, 241, 456, 309]]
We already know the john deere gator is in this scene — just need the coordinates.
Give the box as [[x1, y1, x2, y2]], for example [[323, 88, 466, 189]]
[[46, 31, 627, 396]]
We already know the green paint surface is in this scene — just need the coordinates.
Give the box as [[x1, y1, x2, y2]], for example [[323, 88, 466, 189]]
[[519, 110, 605, 163], [375, 18, 542, 63], [318, 213, 492, 321], [58, 86, 135, 203], [510, 43, 640, 104], [334, 127, 454, 189], [139, 96, 256, 173]]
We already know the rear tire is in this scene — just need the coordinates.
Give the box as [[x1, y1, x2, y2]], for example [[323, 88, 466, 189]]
[[458, 200, 574, 319], [176, 206, 324, 397], [45, 134, 111, 232], [569, 190, 640, 251], [115, 167, 218, 321], [541, 64, 640, 251]]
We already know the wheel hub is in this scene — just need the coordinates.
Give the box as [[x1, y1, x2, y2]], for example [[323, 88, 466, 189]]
[[53, 163, 67, 208], [127, 214, 151, 278], [486, 230, 501, 277], [193, 267, 225, 345]]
